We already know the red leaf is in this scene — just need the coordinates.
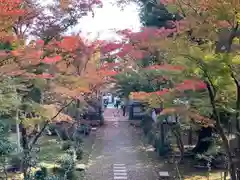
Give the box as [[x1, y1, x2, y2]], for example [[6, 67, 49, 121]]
[[6, 70, 25, 76], [58, 36, 83, 52], [150, 88, 169, 96], [36, 39, 44, 47], [101, 62, 121, 69], [175, 79, 207, 91], [217, 20, 231, 28], [42, 55, 62, 64], [99, 70, 118, 76], [36, 73, 54, 79], [129, 50, 146, 59], [144, 64, 184, 71], [101, 43, 123, 54]]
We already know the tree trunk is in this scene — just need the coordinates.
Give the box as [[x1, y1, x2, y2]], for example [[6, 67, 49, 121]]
[[192, 127, 212, 154], [20, 124, 30, 179], [76, 99, 80, 119], [216, 121, 237, 180], [172, 127, 184, 163], [16, 110, 21, 153], [235, 85, 240, 149], [206, 81, 237, 180], [188, 126, 193, 145]]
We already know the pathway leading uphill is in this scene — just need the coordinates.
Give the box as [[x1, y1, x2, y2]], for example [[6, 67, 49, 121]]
[[85, 108, 161, 180]]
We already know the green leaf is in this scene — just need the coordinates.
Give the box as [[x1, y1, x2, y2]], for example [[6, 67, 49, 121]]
[[203, 54, 216, 62], [236, 13, 240, 23], [232, 55, 240, 64], [166, 4, 179, 14]]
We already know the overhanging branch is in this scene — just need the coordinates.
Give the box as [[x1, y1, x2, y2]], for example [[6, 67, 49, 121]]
[[29, 99, 74, 149]]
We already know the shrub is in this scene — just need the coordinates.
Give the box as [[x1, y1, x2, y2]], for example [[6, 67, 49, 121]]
[[56, 128, 69, 141], [34, 166, 48, 180], [73, 135, 83, 145], [66, 148, 77, 161], [61, 141, 72, 151], [75, 148, 83, 160], [56, 154, 76, 179], [9, 153, 22, 170], [47, 124, 57, 136]]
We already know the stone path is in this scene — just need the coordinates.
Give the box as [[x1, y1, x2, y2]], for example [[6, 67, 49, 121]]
[[85, 108, 161, 180], [104, 108, 128, 122]]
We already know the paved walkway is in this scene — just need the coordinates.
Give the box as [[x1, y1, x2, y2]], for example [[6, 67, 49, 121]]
[[85, 108, 160, 180], [103, 108, 128, 122]]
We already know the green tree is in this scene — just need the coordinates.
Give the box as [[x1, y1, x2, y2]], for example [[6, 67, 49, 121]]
[[138, 0, 175, 27]]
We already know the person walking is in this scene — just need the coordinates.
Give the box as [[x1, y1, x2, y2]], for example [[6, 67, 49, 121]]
[[104, 98, 108, 108], [115, 97, 121, 109], [122, 104, 126, 116]]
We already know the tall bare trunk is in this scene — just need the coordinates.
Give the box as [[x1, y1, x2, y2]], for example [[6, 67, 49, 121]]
[[188, 126, 193, 145], [235, 84, 240, 148], [16, 109, 21, 153], [20, 122, 30, 179], [206, 81, 237, 180]]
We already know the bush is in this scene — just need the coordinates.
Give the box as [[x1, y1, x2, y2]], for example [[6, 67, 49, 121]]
[[61, 141, 72, 151], [75, 148, 83, 160], [47, 124, 57, 136], [34, 166, 48, 180], [56, 154, 76, 179], [66, 148, 76, 160], [66, 147, 83, 161], [9, 153, 22, 170], [56, 128, 69, 141], [73, 135, 83, 145]]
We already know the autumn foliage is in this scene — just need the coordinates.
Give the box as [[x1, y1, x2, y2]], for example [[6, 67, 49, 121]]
[[0, 0, 109, 120]]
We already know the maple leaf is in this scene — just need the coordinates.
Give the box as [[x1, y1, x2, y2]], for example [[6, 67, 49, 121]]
[[11, 49, 22, 57], [0, 0, 27, 16], [58, 36, 83, 52], [42, 55, 62, 64], [160, 108, 177, 115], [129, 50, 146, 59], [99, 70, 118, 76], [42, 104, 72, 123], [35, 39, 45, 47], [189, 111, 215, 127], [100, 42, 123, 54], [101, 62, 121, 69], [151, 88, 170, 96], [175, 79, 207, 91], [36, 73, 54, 79], [22, 72, 36, 79], [145, 64, 184, 71], [130, 91, 150, 101], [5, 70, 25, 76]]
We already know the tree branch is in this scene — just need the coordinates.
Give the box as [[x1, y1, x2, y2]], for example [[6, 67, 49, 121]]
[[182, 54, 217, 98], [29, 99, 74, 149]]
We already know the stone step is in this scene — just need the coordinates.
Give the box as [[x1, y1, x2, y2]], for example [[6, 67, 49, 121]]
[[159, 171, 170, 177]]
